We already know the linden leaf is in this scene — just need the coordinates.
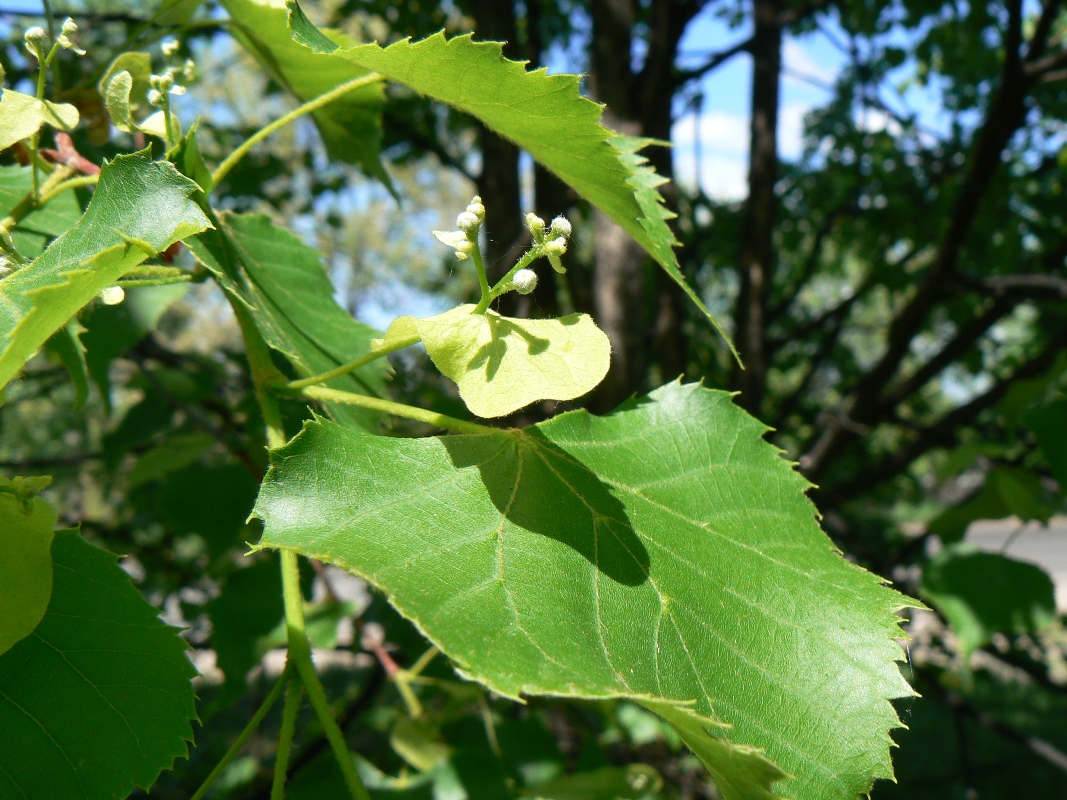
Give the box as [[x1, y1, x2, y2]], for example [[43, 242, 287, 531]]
[[0, 484, 55, 655], [254, 382, 918, 799], [382, 304, 611, 418], [0, 89, 79, 152]]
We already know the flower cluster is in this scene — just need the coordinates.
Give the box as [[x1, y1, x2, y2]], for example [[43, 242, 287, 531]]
[[525, 212, 572, 274], [24, 18, 84, 61], [432, 196, 485, 260], [148, 41, 195, 107]]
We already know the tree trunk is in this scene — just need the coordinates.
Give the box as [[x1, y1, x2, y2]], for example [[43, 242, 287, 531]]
[[733, 0, 782, 415]]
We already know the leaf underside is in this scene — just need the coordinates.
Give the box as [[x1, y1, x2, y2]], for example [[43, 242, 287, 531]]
[[0, 531, 198, 799], [186, 211, 388, 430], [0, 491, 55, 655], [255, 381, 916, 799]]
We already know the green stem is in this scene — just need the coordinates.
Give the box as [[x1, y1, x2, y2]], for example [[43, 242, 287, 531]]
[[271, 674, 304, 800], [470, 238, 492, 311], [286, 334, 419, 391], [37, 173, 99, 206], [289, 385, 497, 435], [117, 274, 195, 287], [280, 550, 370, 800], [212, 73, 384, 186], [161, 94, 176, 150], [189, 667, 290, 800], [472, 246, 544, 314], [0, 165, 75, 260]]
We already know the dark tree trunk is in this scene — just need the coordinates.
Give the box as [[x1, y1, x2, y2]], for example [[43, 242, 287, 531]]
[[733, 0, 782, 415]]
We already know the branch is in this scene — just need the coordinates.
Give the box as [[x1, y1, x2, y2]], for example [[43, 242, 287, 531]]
[[817, 331, 1067, 503], [675, 36, 754, 83], [1025, 0, 1064, 63], [982, 273, 1067, 296]]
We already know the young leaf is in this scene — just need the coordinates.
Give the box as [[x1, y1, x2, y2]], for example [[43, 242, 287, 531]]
[[220, 0, 390, 188], [921, 544, 1057, 661], [519, 763, 663, 800], [0, 150, 211, 393], [286, 2, 738, 361], [186, 212, 388, 431], [0, 89, 79, 152], [0, 484, 55, 655], [380, 304, 610, 418], [0, 530, 198, 799], [254, 381, 917, 800]]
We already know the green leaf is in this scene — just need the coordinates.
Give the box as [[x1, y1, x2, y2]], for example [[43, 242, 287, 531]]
[[0, 150, 211, 393], [0, 530, 198, 798], [286, 2, 737, 361], [254, 381, 916, 800], [81, 283, 188, 411], [0, 485, 55, 655], [44, 320, 90, 407], [520, 763, 663, 800], [186, 212, 388, 431], [929, 467, 1055, 544], [1025, 397, 1067, 489], [0, 165, 83, 259], [921, 543, 1057, 660], [127, 431, 217, 488], [99, 52, 153, 112], [381, 304, 610, 418], [220, 0, 390, 187], [0, 89, 79, 152]]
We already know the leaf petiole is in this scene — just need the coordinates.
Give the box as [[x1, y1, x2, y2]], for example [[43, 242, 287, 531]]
[[189, 665, 290, 800], [211, 72, 385, 186], [474, 246, 542, 312], [271, 673, 304, 800], [288, 384, 498, 435], [285, 333, 419, 391]]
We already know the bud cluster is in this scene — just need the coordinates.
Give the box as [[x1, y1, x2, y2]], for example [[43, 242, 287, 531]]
[[432, 196, 485, 261], [24, 18, 84, 60], [148, 41, 195, 107], [525, 212, 572, 274]]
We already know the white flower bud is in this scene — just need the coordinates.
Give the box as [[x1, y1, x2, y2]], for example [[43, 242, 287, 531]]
[[0, 255, 11, 277], [455, 211, 479, 232], [161, 38, 180, 57], [433, 229, 474, 259], [24, 26, 47, 44], [100, 286, 125, 305], [525, 212, 545, 240], [150, 73, 174, 92], [61, 17, 78, 35], [466, 196, 485, 220], [147, 88, 164, 106], [549, 215, 572, 239], [543, 236, 568, 257], [182, 59, 196, 81], [56, 34, 85, 55], [456, 239, 474, 255], [170, 84, 187, 96], [511, 268, 538, 295]]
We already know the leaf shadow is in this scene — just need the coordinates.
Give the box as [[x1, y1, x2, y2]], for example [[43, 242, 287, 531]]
[[467, 316, 550, 382], [442, 429, 649, 587]]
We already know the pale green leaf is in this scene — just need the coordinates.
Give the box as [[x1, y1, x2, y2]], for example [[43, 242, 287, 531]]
[[44, 320, 90, 407], [0, 150, 211, 392], [286, 2, 737, 360], [186, 212, 388, 431], [0, 89, 79, 152], [221, 0, 390, 187], [921, 543, 1057, 660], [0, 485, 55, 655], [99, 52, 153, 110], [103, 69, 138, 132], [382, 304, 610, 418], [0, 530, 198, 799], [254, 381, 917, 800]]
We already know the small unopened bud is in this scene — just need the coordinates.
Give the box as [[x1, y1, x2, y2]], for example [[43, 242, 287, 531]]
[[543, 236, 568, 257], [57, 33, 86, 56], [433, 228, 473, 259], [455, 211, 479, 232], [170, 85, 187, 96], [161, 38, 180, 57], [100, 286, 125, 305], [147, 88, 164, 106], [511, 268, 538, 295], [466, 196, 485, 220], [525, 212, 545, 240], [549, 215, 572, 239], [455, 239, 475, 255], [150, 73, 174, 92], [61, 17, 77, 33], [182, 59, 196, 81], [24, 26, 47, 59]]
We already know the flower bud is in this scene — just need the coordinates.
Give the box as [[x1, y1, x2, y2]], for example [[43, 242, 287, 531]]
[[161, 39, 181, 57], [23, 26, 47, 60], [61, 17, 77, 34], [455, 211, 479, 233], [543, 236, 568, 257], [466, 196, 485, 220], [100, 286, 125, 306], [147, 89, 164, 106], [549, 215, 572, 239], [525, 212, 545, 240], [511, 268, 538, 295]]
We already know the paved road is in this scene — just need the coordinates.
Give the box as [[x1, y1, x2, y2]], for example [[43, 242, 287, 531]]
[[965, 516, 1067, 609]]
